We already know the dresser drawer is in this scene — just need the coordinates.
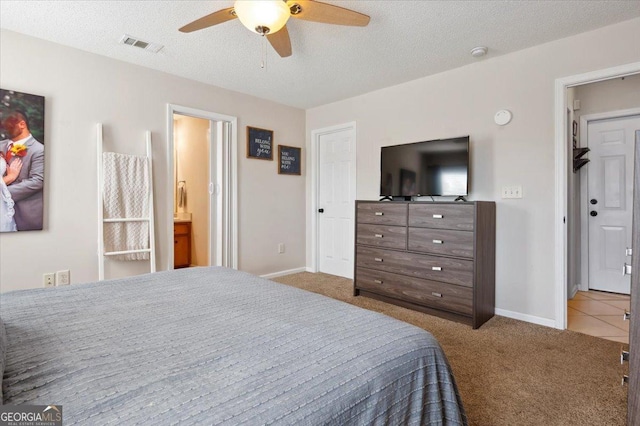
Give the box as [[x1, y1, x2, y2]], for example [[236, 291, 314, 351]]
[[174, 222, 191, 235], [357, 224, 406, 249], [409, 204, 474, 231], [357, 202, 407, 226], [408, 228, 474, 258], [356, 268, 472, 315], [356, 246, 473, 287]]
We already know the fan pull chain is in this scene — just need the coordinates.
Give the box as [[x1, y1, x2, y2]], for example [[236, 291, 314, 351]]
[[260, 36, 267, 70]]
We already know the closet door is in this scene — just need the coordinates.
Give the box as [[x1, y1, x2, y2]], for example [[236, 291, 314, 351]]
[[629, 130, 640, 425]]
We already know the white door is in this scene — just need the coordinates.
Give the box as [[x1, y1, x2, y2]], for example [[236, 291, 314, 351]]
[[587, 115, 640, 294], [317, 126, 356, 278], [210, 121, 228, 268]]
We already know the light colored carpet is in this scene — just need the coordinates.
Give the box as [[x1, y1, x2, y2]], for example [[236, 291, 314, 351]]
[[272, 272, 628, 426]]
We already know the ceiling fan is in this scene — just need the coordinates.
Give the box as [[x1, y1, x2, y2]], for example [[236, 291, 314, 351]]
[[179, 0, 370, 58]]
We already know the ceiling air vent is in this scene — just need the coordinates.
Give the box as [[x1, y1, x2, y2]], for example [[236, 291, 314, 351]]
[[119, 34, 163, 53]]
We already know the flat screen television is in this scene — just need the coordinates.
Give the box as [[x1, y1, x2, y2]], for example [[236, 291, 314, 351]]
[[380, 136, 469, 198]]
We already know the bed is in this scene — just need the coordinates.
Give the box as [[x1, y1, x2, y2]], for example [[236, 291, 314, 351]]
[[1, 267, 467, 425]]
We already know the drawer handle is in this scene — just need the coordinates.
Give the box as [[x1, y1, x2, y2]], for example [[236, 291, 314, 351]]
[[374, 279, 383, 284], [432, 266, 442, 271], [374, 212, 384, 216], [431, 292, 442, 298], [432, 239, 443, 244], [374, 234, 384, 238], [374, 258, 384, 262], [432, 214, 443, 219]]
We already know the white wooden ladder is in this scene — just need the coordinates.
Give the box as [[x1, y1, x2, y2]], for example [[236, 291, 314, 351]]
[[97, 123, 156, 280]]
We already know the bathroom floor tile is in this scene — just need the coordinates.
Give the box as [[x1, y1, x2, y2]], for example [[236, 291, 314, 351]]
[[582, 291, 630, 301], [571, 292, 591, 301], [595, 315, 630, 332], [567, 299, 624, 315], [600, 300, 631, 311], [567, 307, 586, 316], [567, 290, 630, 343], [567, 315, 628, 337]]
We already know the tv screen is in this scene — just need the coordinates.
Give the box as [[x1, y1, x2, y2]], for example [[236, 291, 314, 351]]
[[380, 136, 469, 197]]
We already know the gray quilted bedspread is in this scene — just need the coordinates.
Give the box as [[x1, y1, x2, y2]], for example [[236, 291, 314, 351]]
[[1, 267, 467, 425]]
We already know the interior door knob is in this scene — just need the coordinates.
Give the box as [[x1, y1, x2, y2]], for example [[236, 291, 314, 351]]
[[318, 208, 324, 213], [590, 211, 598, 217], [590, 199, 598, 205]]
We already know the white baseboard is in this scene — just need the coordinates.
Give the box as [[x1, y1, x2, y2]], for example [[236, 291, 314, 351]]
[[569, 284, 579, 299], [494, 308, 556, 329], [260, 267, 308, 279]]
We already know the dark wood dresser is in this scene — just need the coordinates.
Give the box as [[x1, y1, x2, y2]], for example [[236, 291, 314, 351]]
[[354, 200, 496, 329]]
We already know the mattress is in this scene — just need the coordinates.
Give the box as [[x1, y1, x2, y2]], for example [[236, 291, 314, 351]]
[[1, 267, 467, 425]]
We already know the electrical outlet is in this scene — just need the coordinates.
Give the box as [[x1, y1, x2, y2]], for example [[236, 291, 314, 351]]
[[43, 273, 55, 288], [278, 243, 285, 254], [56, 270, 70, 286]]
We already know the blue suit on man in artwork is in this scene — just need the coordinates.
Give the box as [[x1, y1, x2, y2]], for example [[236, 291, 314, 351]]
[[0, 110, 44, 231]]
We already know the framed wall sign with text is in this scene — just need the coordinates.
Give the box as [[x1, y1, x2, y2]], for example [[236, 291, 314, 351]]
[[278, 145, 301, 176], [247, 126, 273, 160]]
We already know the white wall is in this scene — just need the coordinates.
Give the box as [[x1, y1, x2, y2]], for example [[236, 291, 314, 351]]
[[306, 18, 640, 323], [574, 73, 640, 119], [0, 30, 306, 292]]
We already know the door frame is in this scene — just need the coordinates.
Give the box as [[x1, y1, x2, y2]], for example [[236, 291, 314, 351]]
[[309, 121, 357, 274], [553, 61, 640, 329], [167, 104, 238, 270], [579, 108, 640, 292]]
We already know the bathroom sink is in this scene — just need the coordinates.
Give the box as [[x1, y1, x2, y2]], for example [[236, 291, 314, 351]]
[[174, 212, 192, 222]]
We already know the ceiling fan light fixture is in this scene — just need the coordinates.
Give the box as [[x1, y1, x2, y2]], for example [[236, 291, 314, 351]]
[[234, 0, 291, 35]]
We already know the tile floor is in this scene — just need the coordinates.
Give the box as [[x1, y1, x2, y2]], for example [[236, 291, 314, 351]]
[[568, 290, 630, 344]]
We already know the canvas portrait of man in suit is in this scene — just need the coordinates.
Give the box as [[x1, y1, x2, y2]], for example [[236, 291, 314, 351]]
[[0, 89, 45, 232]]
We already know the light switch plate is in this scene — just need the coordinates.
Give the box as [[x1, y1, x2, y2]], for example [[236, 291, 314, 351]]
[[502, 186, 523, 199]]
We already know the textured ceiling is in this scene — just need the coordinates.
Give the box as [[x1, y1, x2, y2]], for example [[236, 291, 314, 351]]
[[1, 1, 639, 109]]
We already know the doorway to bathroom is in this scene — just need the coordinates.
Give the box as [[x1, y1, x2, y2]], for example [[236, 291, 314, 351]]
[[168, 104, 238, 270]]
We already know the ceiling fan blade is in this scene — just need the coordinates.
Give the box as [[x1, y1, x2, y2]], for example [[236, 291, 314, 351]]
[[179, 7, 237, 33], [289, 0, 370, 26], [267, 26, 292, 58]]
